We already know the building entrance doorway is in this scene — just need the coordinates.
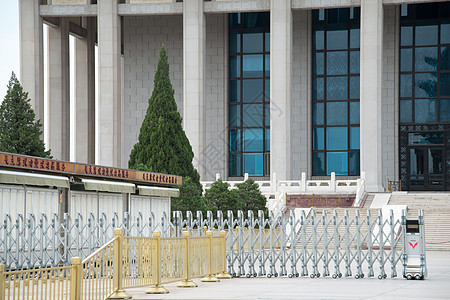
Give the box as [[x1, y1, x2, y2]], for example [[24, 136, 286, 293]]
[[408, 147, 445, 190]]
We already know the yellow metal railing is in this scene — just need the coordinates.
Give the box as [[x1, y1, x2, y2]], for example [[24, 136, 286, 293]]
[[0, 229, 230, 299]]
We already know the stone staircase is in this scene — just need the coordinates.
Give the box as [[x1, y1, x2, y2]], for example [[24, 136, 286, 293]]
[[388, 192, 450, 251]]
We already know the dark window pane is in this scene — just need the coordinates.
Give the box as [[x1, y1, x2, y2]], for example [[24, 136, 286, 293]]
[[327, 8, 349, 25], [312, 152, 325, 175], [441, 47, 450, 71], [265, 103, 270, 126], [243, 54, 263, 77], [229, 105, 240, 127], [350, 127, 360, 150], [326, 152, 348, 175], [229, 129, 241, 151], [415, 47, 437, 72], [428, 148, 442, 174], [313, 53, 324, 75], [327, 127, 348, 150], [243, 153, 264, 176], [229, 153, 241, 176], [442, 22, 450, 44], [440, 73, 450, 96], [265, 54, 270, 76], [350, 76, 360, 99], [230, 55, 240, 78], [230, 14, 241, 28], [327, 76, 348, 100], [314, 28, 324, 50], [415, 99, 437, 123], [350, 28, 360, 49], [350, 51, 359, 74], [265, 32, 270, 52], [441, 3, 450, 18], [327, 28, 348, 50], [243, 30, 263, 53], [243, 13, 264, 28], [415, 73, 437, 97], [313, 77, 324, 100], [440, 99, 450, 121], [401, 26, 413, 46], [243, 79, 263, 102], [400, 48, 412, 72], [265, 129, 270, 151], [327, 51, 348, 75], [313, 102, 324, 125], [229, 31, 241, 53], [243, 104, 263, 127], [400, 74, 412, 98], [243, 128, 263, 151], [312, 9, 325, 25], [313, 128, 324, 150], [408, 132, 443, 145], [327, 102, 348, 125], [264, 79, 270, 101], [349, 152, 360, 175], [415, 24, 438, 46], [415, 3, 439, 20], [229, 80, 241, 102], [400, 100, 413, 123], [350, 102, 360, 124], [410, 149, 425, 175]]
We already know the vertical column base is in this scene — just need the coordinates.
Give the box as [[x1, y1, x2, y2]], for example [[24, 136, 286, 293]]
[[177, 280, 198, 287], [145, 285, 169, 294], [215, 272, 232, 279], [107, 290, 132, 299], [201, 275, 220, 282]]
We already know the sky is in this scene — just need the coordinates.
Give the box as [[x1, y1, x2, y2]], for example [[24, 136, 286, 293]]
[[0, 0, 19, 100]]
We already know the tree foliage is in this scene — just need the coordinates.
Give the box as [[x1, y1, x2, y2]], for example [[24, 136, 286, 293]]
[[171, 177, 207, 218], [204, 179, 239, 215], [235, 178, 268, 217], [128, 45, 201, 192], [0, 73, 51, 158]]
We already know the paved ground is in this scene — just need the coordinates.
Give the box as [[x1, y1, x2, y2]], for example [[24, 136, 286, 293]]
[[126, 251, 450, 299]]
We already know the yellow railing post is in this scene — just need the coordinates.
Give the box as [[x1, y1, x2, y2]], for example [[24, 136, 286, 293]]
[[0, 264, 5, 300], [108, 228, 131, 299], [70, 257, 82, 300], [177, 231, 198, 287], [146, 231, 169, 294], [216, 230, 231, 279], [201, 231, 220, 282]]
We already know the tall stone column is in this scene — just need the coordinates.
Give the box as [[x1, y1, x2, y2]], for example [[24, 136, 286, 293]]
[[74, 18, 96, 164], [183, 0, 205, 178], [360, 0, 384, 192], [98, 0, 122, 167], [19, 0, 44, 124], [270, 0, 292, 180], [47, 19, 70, 161]]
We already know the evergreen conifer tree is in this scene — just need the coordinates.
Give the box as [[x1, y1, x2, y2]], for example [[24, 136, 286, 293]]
[[0, 73, 51, 158], [129, 45, 200, 189]]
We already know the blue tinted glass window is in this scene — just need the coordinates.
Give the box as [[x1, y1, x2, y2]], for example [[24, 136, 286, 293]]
[[415, 73, 437, 97], [327, 77, 348, 100], [313, 128, 325, 150], [415, 24, 438, 46], [243, 31, 263, 53], [350, 76, 360, 99], [327, 51, 348, 75], [313, 78, 324, 100], [230, 14, 241, 28], [401, 26, 413, 46], [265, 79, 270, 100], [350, 51, 359, 74], [229, 129, 241, 151], [265, 129, 270, 151], [349, 152, 360, 175], [350, 127, 360, 150], [230, 31, 241, 53], [243, 79, 264, 102], [313, 103, 324, 125], [400, 100, 413, 123], [265, 55, 270, 76], [441, 47, 450, 71], [243, 13, 264, 28], [313, 53, 324, 75], [243, 128, 263, 151], [327, 28, 348, 50], [313, 152, 325, 175], [350, 102, 360, 124], [326, 152, 348, 175], [327, 127, 348, 150], [265, 104, 270, 126], [229, 80, 241, 102], [442, 22, 450, 44], [229, 105, 240, 127], [265, 32, 270, 52], [440, 99, 450, 121], [350, 28, 360, 48], [400, 74, 413, 98], [415, 99, 437, 123], [314, 29, 324, 50], [400, 49, 413, 72], [243, 153, 263, 176], [243, 104, 263, 127], [415, 47, 437, 72], [243, 54, 263, 77], [440, 73, 450, 96], [230, 56, 240, 78], [229, 153, 241, 176], [327, 102, 347, 125]]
